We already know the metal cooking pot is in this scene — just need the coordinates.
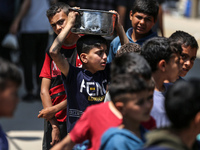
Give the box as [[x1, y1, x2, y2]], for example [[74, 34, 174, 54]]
[[70, 8, 117, 36]]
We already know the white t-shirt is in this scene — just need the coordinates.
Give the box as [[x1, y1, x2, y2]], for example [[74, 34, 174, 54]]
[[151, 83, 172, 128]]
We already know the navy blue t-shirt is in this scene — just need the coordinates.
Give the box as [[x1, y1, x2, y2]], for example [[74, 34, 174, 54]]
[[62, 64, 110, 132], [0, 125, 8, 150]]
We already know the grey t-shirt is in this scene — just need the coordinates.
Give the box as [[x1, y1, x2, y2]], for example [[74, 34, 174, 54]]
[[151, 83, 172, 128]]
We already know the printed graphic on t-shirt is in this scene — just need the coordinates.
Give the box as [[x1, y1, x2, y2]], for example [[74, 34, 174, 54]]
[[80, 79, 107, 102], [69, 109, 83, 118], [51, 61, 62, 77], [51, 55, 82, 78], [76, 55, 82, 68]]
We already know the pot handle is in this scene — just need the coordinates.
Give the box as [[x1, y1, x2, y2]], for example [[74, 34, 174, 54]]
[[69, 8, 83, 16]]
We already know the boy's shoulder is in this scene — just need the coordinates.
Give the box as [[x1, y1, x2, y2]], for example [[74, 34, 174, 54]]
[[101, 127, 146, 149], [136, 30, 157, 44], [84, 102, 110, 113], [103, 126, 146, 141], [111, 28, 157, 46], [111, 27, 133, 45], [64, 63, 110, 85]]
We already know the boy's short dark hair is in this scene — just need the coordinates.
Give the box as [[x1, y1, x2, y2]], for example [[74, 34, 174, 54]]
[[109, 53, 152, 101], [76, 35, 108, 57], [111, 52, 151, 81], [169, 30, 199, 49], [46, 2, 70, 18], [109, 74, 149, 103], [141, 37, 182, 72], [116, 43, 141, 57], [0, 58, 22, 91], [148, 77, 155, 91], [165, 79, 200, 129], [131, 0, 159, 21]]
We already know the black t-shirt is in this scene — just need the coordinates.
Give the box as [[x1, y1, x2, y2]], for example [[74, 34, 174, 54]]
[[62, 63, 110, 132]]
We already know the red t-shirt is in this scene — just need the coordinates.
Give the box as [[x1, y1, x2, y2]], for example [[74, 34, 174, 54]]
[[70, 101, 156, 150], [141, 116, 156, 130], [39, 45, 82, 122], [70, 102, 122, 150]]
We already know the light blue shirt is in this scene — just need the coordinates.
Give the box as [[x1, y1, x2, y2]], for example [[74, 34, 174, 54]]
[[107, 28, 157, 63]]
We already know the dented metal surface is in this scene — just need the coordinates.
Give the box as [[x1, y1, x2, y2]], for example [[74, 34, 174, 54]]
[[71, 9, 116, 36]]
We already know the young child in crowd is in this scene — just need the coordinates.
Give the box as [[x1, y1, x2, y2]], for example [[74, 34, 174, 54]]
[[141, 37, 182, 128], [107, 0, 159, 63], [104, 43, 142, 103], [51, 52, 153, 150], [100, 72, 153, 150], [0, 58, 22, 150], [169, 31, 198, 79], [142, 79, 200, 150], [48, 6, 112, 132], [38, 3, 82, 149]]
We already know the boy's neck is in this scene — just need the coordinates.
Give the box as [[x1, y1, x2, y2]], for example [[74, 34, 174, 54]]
[[121, 118, 141, 138], [63, 33, 80, 47], [82, 65, 97, 74], [109, 101, 122, 119], [170, 127, 197, 149], [152, 72, 166, 92], [131, 30, 150, 42]]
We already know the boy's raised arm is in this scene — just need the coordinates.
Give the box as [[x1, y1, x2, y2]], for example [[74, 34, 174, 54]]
[[110, 10, 129, 45], [49, 11, 79, 77]]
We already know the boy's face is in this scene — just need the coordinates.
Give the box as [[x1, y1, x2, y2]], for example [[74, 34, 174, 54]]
[[48, 10, 69, 36], [130, 11, 155, 35], [120, 90, 152, 123], [82, 44, 107, 74], [165, 53, 181, 82], [179, 46, 197, 77], [0, 81, 19, 117]]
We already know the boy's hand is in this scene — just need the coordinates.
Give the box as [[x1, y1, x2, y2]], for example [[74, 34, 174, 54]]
[[51, 125, 61, 146], [109, 10, 129, 45], [50, 142, 65, 150], [109, 10, 121, 28], [67, 9, 79, 27], [38, 107, 56, 120]]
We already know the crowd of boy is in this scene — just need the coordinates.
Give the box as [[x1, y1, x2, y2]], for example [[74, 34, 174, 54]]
[[1, 0, 200, 150], [38, 0, 199, 150]]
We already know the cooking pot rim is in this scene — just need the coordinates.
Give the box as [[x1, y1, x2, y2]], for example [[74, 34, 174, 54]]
[[71, 8, 116, 14]]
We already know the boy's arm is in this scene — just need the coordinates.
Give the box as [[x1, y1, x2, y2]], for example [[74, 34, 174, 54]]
[[110, 11, 129, 45], [49, 11, 79, 77], [38, 100, 67, 120], [117, 5, 127, 28], [158, 5, 164, 37], [50, 134, 75, 150], [50, 118, 61, 146], [40, 77, 61, 146]]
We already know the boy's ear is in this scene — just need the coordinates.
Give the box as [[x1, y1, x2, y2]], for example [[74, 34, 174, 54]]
[[191, 112, 200, 131], [115, 102, 124, 113], [194, 112, 200, 125], [80, 53, 88, 64], [158, 59, 166, 72], [129, 10, 133, 20]]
